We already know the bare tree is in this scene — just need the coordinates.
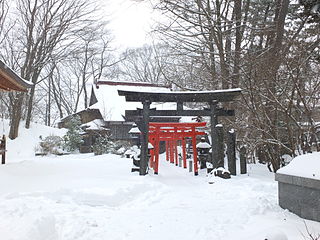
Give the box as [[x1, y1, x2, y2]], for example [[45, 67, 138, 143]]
[[154, 0, 249, 90], [118, 44, 169, 84], [153, 0, 320, 171], [1, 0, 99, 139], [0, 0, 6, 27], [66, 24, 115, 110]]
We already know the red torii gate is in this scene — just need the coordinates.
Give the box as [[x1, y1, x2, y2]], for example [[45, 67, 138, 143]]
[[148, 122, 207, 175]]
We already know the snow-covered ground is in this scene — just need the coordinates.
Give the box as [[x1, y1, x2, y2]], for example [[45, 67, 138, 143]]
[[0, 122, 319, 239]]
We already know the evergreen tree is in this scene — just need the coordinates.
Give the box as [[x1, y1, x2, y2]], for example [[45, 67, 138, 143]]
[[92, 135, 109, 155], [63, 115, 83, 152]]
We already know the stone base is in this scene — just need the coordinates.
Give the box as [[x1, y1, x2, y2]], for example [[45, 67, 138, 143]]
[[276, 173, 320, 222]]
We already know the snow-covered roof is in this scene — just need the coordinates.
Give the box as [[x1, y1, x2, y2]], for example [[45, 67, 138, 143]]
[[81, 119, 108, 131], [89, 84, 174, 121]]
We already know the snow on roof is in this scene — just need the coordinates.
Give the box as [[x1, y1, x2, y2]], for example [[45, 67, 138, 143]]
[[128, 126, 140, 134], [196, 142, 211, 149], [81, 119, 107, 131], [277, 152, 320, 180], [90, 84, 173, 121], [118, 88, 242, 94]]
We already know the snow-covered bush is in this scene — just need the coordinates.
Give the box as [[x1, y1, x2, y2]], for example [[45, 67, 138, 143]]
[[63, 116, 83, 152], [37, 135, 64, 155], [107, 140, 131, 155], [92, 136, 109, 155]]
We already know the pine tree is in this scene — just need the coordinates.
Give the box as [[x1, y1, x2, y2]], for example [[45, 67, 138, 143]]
[[92, 135, 108, 155], [63, 115, 83, 152]]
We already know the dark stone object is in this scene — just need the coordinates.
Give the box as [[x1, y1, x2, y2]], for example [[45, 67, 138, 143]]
[[227, 131, 236, 175], [275, 173, 320, 222], [212, 168, 231, 179], [240, 146, 247, 174], [216, 125, 224, 168]]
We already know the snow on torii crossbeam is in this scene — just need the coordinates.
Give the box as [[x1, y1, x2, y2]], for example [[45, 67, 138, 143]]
[[118, 88, 242, 176]]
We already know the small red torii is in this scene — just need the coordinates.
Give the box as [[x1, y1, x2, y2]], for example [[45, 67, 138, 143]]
[[148, 122, 207, 175]]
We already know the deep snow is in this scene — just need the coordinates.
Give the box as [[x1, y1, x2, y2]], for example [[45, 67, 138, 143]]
[[0, 122, 319, 239], [277, 152, 320, 180]]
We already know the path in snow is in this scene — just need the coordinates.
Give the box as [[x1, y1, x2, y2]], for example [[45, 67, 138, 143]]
[[0, 154, 319, 240]]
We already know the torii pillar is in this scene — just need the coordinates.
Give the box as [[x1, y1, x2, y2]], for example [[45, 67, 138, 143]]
[[139, 100, 150, 176], [210, 101, 218, 168]]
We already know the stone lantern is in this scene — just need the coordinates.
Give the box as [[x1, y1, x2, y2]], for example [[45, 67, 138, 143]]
[[196, 137, 211, 169]]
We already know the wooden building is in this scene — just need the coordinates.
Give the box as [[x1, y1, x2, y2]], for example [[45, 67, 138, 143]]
[[0, 59, 33, 91], [58, 81, 181, 153], [58, 108, 103, 129]]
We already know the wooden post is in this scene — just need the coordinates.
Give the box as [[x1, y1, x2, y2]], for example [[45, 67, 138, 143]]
[[166, 140, 170, 161], [227, 130, 236, 176], [192, 127, 198, 176], [170, 140, 174, 164], [216, 124, 224, 168], [149, 138, 154, 169], [139, 100, 150, 176], [154, 132, 160, 175], [173, 140, 177, 165], [1, 135, 5, 165], [240, 146, 247, 174], [210, 102, 218, 168], [182, 138, 187, 168], [174, 127, 178, 166]]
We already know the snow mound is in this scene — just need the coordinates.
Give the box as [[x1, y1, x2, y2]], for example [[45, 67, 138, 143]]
[[1, 120, 67, 162], [277, 152, 320, 180]]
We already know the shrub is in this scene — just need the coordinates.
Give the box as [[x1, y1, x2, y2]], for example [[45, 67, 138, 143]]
[[36, 135, 64, 155], [108, 140, 131, 155]]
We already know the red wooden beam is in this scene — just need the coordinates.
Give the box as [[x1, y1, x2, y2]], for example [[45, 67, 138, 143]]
[[191, 126, 198, 176], [149, 131, 206, 138], [170, 140, 174, 164], [182, 138, 187, 169], [154, 126, 160, 174], [149, 122, 206, 128], [166, 141, 169, 161]]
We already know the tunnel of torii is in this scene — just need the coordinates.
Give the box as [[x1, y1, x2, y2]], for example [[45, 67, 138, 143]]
[[118, 88, 242, 176], [148, 122, 207, 175]]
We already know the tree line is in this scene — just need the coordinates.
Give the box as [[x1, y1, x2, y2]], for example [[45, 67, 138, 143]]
[[148, 0, 320, 171]]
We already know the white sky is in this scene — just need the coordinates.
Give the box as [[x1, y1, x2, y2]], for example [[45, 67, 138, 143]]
[[100, 0, 156, 49]]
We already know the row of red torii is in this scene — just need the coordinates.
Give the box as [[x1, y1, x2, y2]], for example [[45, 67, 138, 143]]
[[149, 122, 207, 175], [118, 88, 242, 176]]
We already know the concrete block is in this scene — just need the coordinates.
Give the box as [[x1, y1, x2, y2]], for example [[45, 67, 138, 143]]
[[276, 177, 320, 222]]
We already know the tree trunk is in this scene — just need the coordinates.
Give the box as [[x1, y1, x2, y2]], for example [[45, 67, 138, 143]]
[[8, 92, 24, 139], [25, 72, 40, 129], [25, 84, 35, 129], [46, 77, 51, 126], [232, 0, 242, 88]]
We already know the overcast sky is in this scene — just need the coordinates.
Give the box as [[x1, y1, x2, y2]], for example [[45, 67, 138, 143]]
[[100, 0, 156, 49]]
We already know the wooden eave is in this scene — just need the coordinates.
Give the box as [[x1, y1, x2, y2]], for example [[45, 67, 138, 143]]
[[0, 60, 33, 92]]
